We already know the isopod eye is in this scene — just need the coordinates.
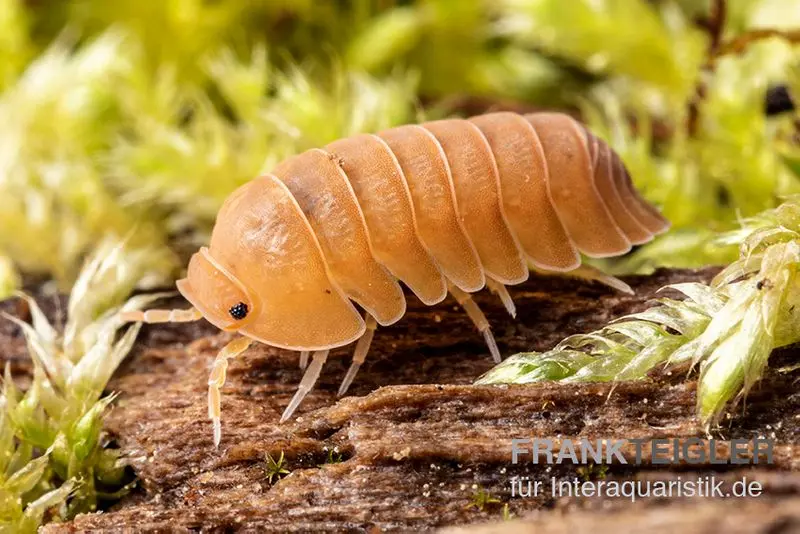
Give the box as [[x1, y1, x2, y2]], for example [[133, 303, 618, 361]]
[[229, 302, 248, 320], [176, 247, 255, 331]]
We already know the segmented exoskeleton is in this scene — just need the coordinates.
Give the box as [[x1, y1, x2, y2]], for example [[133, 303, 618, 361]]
[[124, 112, 669, 446]]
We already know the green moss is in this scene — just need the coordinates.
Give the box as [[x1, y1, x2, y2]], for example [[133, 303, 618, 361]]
[[0, 29, 417, 293], [1, 1, 799, 289], [0, 0, 32, 90], [478, 197, 800, 428], [264, 451, 290, 484], [465, 487, 501, 512], [0, 241, 165, 531]]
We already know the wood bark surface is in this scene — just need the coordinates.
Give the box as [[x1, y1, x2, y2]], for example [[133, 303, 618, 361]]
[[1, 268, 797, 533]]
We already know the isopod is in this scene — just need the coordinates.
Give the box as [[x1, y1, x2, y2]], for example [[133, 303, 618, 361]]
[[124, 111, 669, 446]]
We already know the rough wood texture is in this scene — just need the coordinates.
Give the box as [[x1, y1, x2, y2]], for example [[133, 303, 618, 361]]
[[2, 268, 797, 533]]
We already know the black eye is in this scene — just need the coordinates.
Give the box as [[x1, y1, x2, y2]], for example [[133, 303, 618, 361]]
[[228, 302, 248, 320]]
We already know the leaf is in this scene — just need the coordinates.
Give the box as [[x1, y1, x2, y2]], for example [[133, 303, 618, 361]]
[[1, 313, 71, 390], [2, 452, 49, 496], [712, 255, 764, 286], [12, 293, 57, 351], [18, 479, 76, 532], [615, 334, 685, 381], [70, 395, 117, 462], [688, 283, 759, 367], [698, 300, 772, 426], [476, 351, 595, 384], [604, 320, 663, 347], [661, 283, 727, 313], [67, 322, 140, 407]]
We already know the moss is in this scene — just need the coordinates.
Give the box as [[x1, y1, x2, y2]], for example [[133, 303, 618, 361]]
[[1, 1, 799, 290], [0, 241, 166, 531], [478, 197, 800, 428]]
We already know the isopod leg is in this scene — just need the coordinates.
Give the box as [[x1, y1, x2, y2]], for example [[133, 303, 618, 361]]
[[338, 314, 377, 397], [120, 307, 203, 323], [485, 279, 516, 318], [448, 285, 502, 363], [567, 263, 633, 294], [207, 336, 253, 447], [299, 351, 310, 370], [280, 350, 329, 423], [527, 260, 634, 295]]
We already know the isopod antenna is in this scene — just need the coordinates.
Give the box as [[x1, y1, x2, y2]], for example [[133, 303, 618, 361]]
[[120, 307, 204, 323]]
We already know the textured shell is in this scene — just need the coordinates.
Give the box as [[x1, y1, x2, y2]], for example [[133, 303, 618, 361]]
[[177, 112, 669, 351]]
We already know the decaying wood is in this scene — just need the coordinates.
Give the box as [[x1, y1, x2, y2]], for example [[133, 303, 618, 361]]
[[2, 267, 797, 532]]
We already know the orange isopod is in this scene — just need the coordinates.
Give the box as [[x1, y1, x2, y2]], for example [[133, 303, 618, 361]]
[[124, 111, 669, 445]]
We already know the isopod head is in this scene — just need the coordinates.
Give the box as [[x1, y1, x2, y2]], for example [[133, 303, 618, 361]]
[[176, 247, 257, 332], [177, 175, 366, 351]]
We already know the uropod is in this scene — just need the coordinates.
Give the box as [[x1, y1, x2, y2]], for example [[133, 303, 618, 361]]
[[124, 111, 669, 446]]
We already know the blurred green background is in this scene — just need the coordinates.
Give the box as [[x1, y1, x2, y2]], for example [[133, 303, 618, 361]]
[[1, 0, 799, 294], [2, 2, 800, 529]]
